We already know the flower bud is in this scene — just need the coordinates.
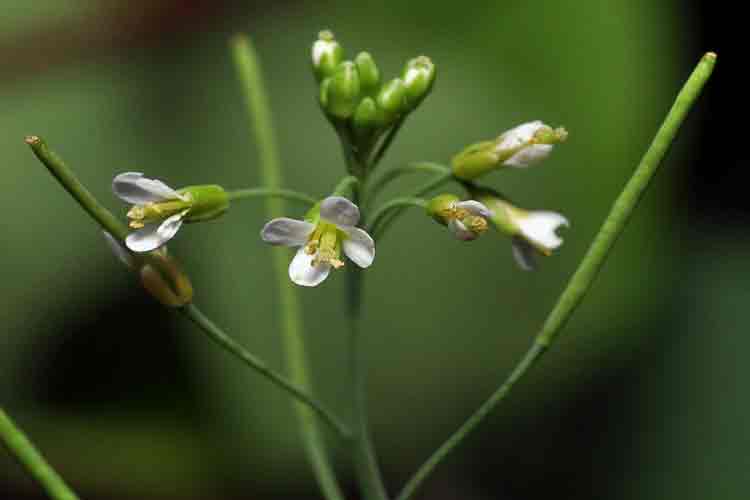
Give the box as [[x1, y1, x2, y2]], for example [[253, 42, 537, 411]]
[[325, 61, 361, 119], [140, 251, 194, 307], [452, 121, 567, 180], [178, 184, 230, 223], [312, 30, 343, 81], [352, 97, 378, 139], [376, 78, 407, 124], [355, 52, 380, 97], [402, 56, 436, 110]]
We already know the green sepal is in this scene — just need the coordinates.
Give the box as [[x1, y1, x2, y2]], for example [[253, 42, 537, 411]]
[[451, 140, 500, 180], [325, 61, 361, 119], [304, 201, 322, 225], [355, 52, 381, 97], [425, 193, 460, 226], [469, 186, 520, 236], [179, 184, 230, 222]]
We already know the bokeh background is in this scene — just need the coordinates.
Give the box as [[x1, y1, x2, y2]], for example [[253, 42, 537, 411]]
[[1, 1, 744, 499]]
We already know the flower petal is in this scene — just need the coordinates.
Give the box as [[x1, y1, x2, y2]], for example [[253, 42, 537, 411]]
[[448, 219, 478, 241], [125, 212, 184, 252], [113, 172, 184, 204], [455, 200, 493, 218], [320, 196, 360, 227], [102, 231, 135, 268], [342, 227, 375, 268], [516, 211, 569, 251], [260, 218, 315, 246], [289, 247, 331, 287], [496, 121, 554, 168], [505, 144, 553, 168], [511, 237, 536, 271]]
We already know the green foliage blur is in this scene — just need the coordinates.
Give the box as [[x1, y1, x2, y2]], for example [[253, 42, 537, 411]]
[[2, 1, 743, 499]]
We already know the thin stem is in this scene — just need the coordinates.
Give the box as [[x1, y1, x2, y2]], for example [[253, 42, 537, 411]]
[[365, 162, 450, 208], [366, 197, 428, 237], [1, 408, 79, 500], [396, 51, 717, 500], [347, 188, 390, 500], [25, 136, 129, 241], [231, 34, 345, 500], [372, 172, 453, 240], [180, 304, 350, 437], [368, 117, 406, 171], [332, 175, 360, 197], [228, 187, 317, 205]]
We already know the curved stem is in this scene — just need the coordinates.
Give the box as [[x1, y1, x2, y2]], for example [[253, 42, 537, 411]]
[[232, 34, 345, 500], [180, 304, 350, 437], [228, 187, 317, 205], [395, 51, 717, 500], [372, 172, 453, 240], [368, 117, 406, 171], [366, 162, 450, 208], [1, 408, 79, 500], [332, 175, 360, 197], [366, 197, 427, 237]]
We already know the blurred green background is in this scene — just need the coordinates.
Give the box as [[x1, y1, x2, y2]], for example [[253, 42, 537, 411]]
[[2, 1, 743, 499]]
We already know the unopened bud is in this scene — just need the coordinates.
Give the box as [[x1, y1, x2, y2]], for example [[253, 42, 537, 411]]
[[325, 61, 361, 119], [376, 78, 407, 123], [402, 56, 436, 110], [312, 30, 343, 81], [353, 97, 378, 138], [355, 52, 380, 97]]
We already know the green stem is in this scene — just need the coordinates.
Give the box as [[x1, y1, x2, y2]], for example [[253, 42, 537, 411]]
[[368, 117, 406, 170], [231, 34, 345, 500], [228, 187, 317, 205], [365, 162, 450, 208], [396, 51, 717, 500], [1, 408, 79, 500], [347, 188, 390, 500], [180, 304, 350, 437], [367, 197, 427, 237], [25, 136, 129, 240], [372, 172, 453, 240], [332, 175, 360, 197]]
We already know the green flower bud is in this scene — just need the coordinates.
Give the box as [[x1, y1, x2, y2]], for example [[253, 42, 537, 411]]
[[353, 97, 378, 138], [452, 121, 568, 180], [376, 78, 407, 123], [179, 184, 230, 222], [355, 52, 381, 96], [312, 30, 343, 81], [325, 61, 361, 119], [402, 56, 436, 110]]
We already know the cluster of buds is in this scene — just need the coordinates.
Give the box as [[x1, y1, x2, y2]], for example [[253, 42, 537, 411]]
[[312, 31, 436, 154]]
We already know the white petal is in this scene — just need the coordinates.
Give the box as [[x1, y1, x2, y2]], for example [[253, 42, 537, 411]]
[[516, 211, 569, 251], [102, 231, 135, 268], [342, 227, 375, 268], [511, 237, 537, 271], [505, 144, 553, 168], [125, 213, 184, 252], [497, 121, 545, 150], [289, 247, 331, 287], [455, 200, 493, 218], [113, 172, 184, 204], [261, 218, 315, 246], [448, 219, 477, 241], [320, 196, 360, 227]]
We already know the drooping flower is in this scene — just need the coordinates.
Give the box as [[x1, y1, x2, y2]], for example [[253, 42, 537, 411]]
[[112, 172, 229, 253], [474, 189, 569, 270], [261, 196, 375, 287], [426, 194, 493, 241]]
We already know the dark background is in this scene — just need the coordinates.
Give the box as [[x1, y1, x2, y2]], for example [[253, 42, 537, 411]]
[[2, 1, 746, 499]]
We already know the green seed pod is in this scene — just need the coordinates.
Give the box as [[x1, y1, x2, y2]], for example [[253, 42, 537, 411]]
[[311, 30, 343, 81], [355, 51, 381, 96], [402, 56, 436, 110], [325, 61, 361, 119]]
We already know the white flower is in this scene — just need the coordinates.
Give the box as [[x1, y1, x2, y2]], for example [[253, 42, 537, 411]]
[[113, 172, 192, 253], [496, 120, 562, 168], [261, 196, 375, 287], [446, 200, 493, 241], [511, 211, 569, 270]]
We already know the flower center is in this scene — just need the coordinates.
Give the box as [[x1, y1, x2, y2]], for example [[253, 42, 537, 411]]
[[450, 205, 489, 236], [127, 198, 192, 229], [304, 222, 344, 269]]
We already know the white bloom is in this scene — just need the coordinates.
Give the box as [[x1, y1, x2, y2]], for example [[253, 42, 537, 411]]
[[446, 200, 493, 241], [496, 121, 555, 168], [511, 211, 569, 270], [261, 196, 375, 287], [113, 172, 191, 253]]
